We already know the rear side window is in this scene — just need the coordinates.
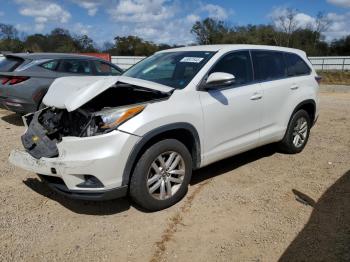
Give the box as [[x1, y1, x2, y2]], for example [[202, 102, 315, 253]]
[[41, 60, 59, 71], [0, 57, 24, 72], [58, 59, 91, 74], [284, 53, 311, 76], [252, 51, 287, 81], [92, 61, 121, 76], [209, 51, 253, 87]]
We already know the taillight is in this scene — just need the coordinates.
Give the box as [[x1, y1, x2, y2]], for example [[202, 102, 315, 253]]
[[315, 76, 322, 84], [1, 77, 9, 85], [1, 76, 29, 85], [9, 76, 29, 85]]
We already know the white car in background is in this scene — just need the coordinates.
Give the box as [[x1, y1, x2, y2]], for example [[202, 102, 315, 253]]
[[9, 45, 320, 211]]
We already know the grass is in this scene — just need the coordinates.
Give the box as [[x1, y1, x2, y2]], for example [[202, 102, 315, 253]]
[[317, 71, 350, 85]]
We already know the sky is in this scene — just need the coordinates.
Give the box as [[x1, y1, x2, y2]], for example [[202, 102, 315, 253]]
[[1, 0, 350, 46]]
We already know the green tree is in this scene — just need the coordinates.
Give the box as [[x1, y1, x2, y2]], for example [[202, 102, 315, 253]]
[[112, 36, 158, 56], [191, 18, 229, 44], [0, 23, 23, 52], [23, 34, 48, 52], [74, 34, 97, 52], [47, 28, 79, 52], [330, 36, 350, 55]]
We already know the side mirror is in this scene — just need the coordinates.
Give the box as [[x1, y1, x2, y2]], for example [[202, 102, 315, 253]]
[[204, 72, 235, 89]]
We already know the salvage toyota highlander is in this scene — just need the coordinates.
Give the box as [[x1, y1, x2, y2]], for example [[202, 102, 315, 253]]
[[9, 45, 320, 211]]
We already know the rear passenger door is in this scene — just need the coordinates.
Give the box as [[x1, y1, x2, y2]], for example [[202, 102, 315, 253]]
[[56, 59, 92, 76], [200, 51, 263, 163], [251, 51, 295, 143]]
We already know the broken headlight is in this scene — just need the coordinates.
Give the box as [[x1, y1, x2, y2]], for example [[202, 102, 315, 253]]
[[98, 104, 146, 130]]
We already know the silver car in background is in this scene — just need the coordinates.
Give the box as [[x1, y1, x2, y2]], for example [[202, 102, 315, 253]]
[[0, 53, 123, 114]]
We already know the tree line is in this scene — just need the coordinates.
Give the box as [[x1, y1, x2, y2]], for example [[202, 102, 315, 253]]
[[190, 10, 346, 56], [0, 24, 178, 56], [1, 10, 350, 56]]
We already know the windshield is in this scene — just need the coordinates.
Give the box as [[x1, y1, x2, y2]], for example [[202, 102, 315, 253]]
[[123, 51, 215, 89]]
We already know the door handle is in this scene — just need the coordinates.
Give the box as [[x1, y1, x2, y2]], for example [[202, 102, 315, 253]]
[[250, 93, 263, 100], [291, 85, 299, 90]]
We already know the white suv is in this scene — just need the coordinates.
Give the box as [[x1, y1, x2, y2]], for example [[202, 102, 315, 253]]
[[9, 45, 320, 211]]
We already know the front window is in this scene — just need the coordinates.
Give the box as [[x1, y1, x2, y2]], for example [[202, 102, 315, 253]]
[[123, 51, 215, 89], [92, 60, 121, 76], [209, 51, 253, 87]]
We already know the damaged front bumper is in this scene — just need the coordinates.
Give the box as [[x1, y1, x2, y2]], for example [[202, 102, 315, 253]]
[[9, 129, 140, 200]]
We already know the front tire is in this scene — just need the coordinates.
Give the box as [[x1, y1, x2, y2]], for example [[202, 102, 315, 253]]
[[279, 109, 311, 154], [129, 139, 192, 211]]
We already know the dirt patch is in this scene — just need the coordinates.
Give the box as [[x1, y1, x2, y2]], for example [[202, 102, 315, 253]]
[[151, 180, 211, 262], [0, 92, 349, 261]]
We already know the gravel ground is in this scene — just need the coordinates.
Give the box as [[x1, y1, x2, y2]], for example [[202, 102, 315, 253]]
[[0, 92, 349, 262]]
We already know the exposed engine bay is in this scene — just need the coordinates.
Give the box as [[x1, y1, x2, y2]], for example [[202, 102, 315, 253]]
[[21, 83, 171, 159]]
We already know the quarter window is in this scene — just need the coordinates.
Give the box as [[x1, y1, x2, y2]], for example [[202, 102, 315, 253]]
[[284, 53, 311, 76], [209, 51, 253, 87], [41, 60, 59, 71]]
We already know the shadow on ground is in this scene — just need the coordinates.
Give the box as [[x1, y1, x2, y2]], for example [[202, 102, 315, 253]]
[[280, 170, 350, 261], [1, 112, 24, 126], [23, 144, 279, 215], [191, 144, 277, 185], [23, 178, 131, 215]]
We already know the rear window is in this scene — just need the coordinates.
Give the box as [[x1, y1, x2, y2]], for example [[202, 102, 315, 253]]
[[284, 53, 311, 76], [0, 57, 24, 72], [252, 51, 287, 81]]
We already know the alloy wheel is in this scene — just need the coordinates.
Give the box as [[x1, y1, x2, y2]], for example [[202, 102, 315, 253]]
[[147, 151, 185, 200], [292, 117, 308, 148]]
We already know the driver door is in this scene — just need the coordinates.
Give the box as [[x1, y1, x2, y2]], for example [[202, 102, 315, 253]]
[[199, 50, 263, 164]]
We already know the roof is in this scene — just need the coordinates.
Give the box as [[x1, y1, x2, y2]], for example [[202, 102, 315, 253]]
[[158, 44, 307, 56], [4, 52, 105, 60]]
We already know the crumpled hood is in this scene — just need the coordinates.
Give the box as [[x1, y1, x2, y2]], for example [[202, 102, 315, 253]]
[[43, 75, 174, 112]]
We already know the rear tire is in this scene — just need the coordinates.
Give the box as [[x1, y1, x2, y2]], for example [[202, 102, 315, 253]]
[[279, 109, 311, 154], [129, 139, 192, 211]]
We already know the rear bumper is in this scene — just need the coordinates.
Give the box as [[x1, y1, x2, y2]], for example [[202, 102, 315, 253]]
[[0, 96, 37, 113]]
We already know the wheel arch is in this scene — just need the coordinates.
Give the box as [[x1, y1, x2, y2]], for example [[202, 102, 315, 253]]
[[121, 123, 201, 186], [290, 99, 316, 126]]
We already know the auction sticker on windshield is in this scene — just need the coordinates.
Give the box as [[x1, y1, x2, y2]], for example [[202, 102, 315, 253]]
[[180, 57, 204, 63]]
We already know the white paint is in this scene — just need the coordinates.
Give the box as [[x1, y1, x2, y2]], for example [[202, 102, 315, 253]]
[[206, 72, 235, 85], [9, 130, 140, 190], [9, 44, 320, 196], [43, 75, 173, 111]]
